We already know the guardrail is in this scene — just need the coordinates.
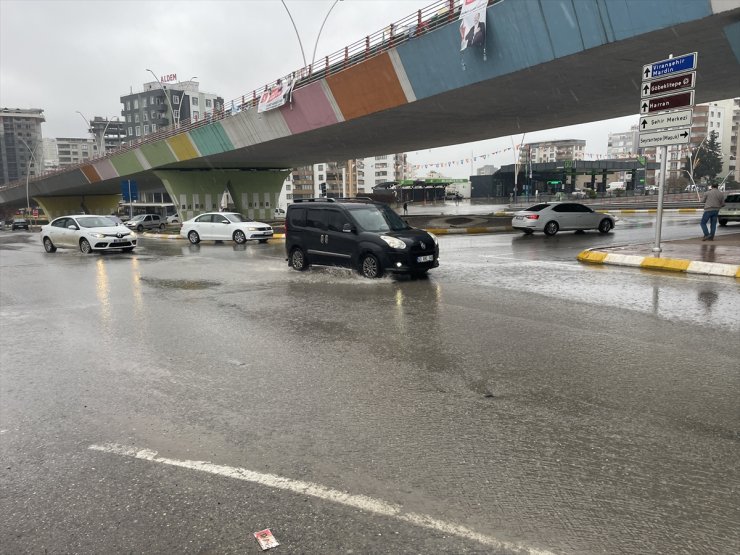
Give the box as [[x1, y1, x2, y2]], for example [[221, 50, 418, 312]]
[[1, 0, 503, 194]]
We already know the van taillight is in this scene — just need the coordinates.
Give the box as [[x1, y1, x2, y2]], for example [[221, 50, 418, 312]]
[[526, 215, 539, 220]]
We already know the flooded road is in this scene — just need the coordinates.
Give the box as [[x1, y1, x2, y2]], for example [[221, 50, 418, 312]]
[[1, 222, 738, 554]]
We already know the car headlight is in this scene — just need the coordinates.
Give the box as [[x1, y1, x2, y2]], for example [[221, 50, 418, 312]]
[[91, 233, 106, 238], [245, 227, 259, 231], [380, 235, 406, 249], [427, 232, 438, 246]]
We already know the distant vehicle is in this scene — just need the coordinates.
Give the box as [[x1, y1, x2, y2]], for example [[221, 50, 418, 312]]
[[571, 189, 587, 199], [166, 214, 180, 224], [512, 202, 615, 236], [718, 193, 740, 226], [180, 212, 273, 244], [125, 213, 165, 232], [606, 181, 626, 194], [11, 218, 29, 230], [273, 208, 286, 219], [40, 215, 137, 254]]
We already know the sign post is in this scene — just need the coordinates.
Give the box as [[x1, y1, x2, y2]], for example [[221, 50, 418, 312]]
[[639, 53, 697, 253]]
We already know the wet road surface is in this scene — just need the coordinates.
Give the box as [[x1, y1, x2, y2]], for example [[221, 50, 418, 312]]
[[1, 218, 738, 554]]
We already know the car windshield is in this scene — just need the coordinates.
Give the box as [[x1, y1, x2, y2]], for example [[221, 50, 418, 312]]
[[76, 216, 117, 228], [130, 215, 145, 221], [524, 203, 550, 212], [225, 213, 253, 223], [348, 205, 409, 232]]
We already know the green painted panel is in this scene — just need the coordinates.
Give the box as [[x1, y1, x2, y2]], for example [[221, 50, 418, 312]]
[[189, 123, 235, 156], [109, 151, 144, 175], [140, 141, 177, 167]]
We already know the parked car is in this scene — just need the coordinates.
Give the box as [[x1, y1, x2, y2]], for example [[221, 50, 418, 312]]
[[11, 218, 29, 230], [125, 213, 165, 232], [285, 197, 439, 278], [571, 189, 587, 199], [512, 202, 615, 236], [273, 208, 286, 219], [40, 215, 137, 253], [166, 214, 180, 224], [180, 212, 273, 244], [718, 193, 740, 226]]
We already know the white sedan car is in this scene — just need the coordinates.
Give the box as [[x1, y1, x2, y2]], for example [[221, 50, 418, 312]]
[[40, 215, 137, 253], [512, 202, 615, 236], [180, 212, 273, 244]]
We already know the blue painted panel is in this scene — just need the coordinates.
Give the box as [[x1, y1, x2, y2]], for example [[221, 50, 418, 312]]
[[604, 0, 712, 41], [572, 0, 610, 49], [398, 0, 555, 100], [541, 0, 584, 58]]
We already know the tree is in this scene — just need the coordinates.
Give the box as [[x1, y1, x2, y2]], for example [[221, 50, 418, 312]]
[[686, 131, 723, 184]]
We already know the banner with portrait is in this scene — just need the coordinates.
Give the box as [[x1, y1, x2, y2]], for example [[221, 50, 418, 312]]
[[257, 78, 295, 113], [458, 0, 488, 51]]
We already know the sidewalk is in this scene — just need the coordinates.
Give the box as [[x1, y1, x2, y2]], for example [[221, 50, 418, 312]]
[[578, 231, 740, 279]]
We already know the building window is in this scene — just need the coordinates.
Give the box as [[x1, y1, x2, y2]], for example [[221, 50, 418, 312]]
[[206, 98, 212, 108], [135, 126, 141, 137], [134, 99, 138, 109], [150, 96, 155, 105], [151, 123, 157, 132], [172, 95, 179, 105], [134, 113, 139, 123], [128, 126, 133, 136], [143, 112, 148, 121], [192, 97, 199, 106], [142, 97, 147, 107], [126, 114, 131, 122], [193, 111, 199, 120], [151, 110, 156, 119], [144, 125, 150, 134], [126, 101, 131, 110]]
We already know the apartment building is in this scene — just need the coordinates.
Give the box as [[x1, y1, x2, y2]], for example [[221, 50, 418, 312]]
[[521, 139, 586, 163], [0, 107, 45, 186], [607, 125, 640, 159]]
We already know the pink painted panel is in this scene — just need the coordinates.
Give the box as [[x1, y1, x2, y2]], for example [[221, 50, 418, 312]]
[[280, 82, 339, 135], [92, 158, 119, 181]]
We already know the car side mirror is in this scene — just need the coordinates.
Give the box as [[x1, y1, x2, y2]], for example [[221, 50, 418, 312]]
[[220, 220, 230, 224], [342, 223, 355, 233]]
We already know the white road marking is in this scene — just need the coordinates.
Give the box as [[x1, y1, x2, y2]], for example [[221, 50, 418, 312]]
[[89, 443, 556, 555]]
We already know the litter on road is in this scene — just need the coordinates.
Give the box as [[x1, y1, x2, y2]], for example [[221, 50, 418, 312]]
[[253, 529, 280, 550]]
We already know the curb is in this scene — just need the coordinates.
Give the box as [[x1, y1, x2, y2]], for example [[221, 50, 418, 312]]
[[426, 226, 513, 235], [577, 249, 740, 278]]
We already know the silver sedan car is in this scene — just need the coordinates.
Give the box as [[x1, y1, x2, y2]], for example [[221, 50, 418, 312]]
[[512, 202, 615, 236]]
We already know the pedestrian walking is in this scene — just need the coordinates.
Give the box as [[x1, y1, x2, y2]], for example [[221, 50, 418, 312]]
[[700, 183, 725, 241], [403, 202, 408, 216]]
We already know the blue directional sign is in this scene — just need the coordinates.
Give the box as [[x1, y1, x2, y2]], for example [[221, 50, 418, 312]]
[[643, 52, 697, 80], [120, 180, 138, 202]]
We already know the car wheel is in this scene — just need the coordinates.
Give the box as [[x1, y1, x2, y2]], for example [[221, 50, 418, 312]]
[[188, 231, 200, 244], [598, 219, 612, 233], [43, 237, 57, 253], [290, 247, 308, 271], [258, 239, 269, 244], [544, 221, 559, 236], [159, 223, 165, 230], [233, 230, 247, 244], [719, 219, 727, 227], [79, 238, 92, 254], [360, 253, 383, 278], [137, 224, 144, 232]]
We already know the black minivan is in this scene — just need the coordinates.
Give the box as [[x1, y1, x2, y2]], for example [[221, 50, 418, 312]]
[[285, 198, 439, 278]]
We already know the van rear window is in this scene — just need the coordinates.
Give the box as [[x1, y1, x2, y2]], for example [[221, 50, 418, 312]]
[[725, 194, 740, 203], [287, 207, 306, 227]]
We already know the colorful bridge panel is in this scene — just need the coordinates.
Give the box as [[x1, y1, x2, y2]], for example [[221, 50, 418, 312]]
[[220, 109, 291, 150], [92, 158, 119, 181], [326, 52, 408, 121], [80, 164, 101, 184], [140, 141, 177, 167], [109, 151, 146, 176], [189, 123, 235, 157], [280, 81, 342, 135], [166, 134, 200, 161]]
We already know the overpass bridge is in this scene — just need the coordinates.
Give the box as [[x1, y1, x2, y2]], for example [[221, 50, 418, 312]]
[[2, 0, 739, 221]]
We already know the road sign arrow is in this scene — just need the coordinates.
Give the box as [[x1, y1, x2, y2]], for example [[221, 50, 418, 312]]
[[644, 67, 650, 78], [641, 119, 648, 129], [641, 102, 649, 112], [680, 130, 689, 138], [643, 84, 650, 94]]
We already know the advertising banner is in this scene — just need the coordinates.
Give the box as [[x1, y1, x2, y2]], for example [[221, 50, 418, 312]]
[[459, 0, 487, 51], [257, 78, 295, 113]]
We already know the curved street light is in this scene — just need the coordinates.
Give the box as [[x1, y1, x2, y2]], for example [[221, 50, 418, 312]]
[[146, 68, 179, 129], [281, 0, 343, 75], [76, 111, 118, 156], [18, 137, 38, 212]]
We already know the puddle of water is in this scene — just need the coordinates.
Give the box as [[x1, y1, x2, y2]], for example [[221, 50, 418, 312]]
[[139, 277, 220, 290]]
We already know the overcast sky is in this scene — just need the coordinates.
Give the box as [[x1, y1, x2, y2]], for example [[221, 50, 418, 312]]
[[1, 0, 637, 178]]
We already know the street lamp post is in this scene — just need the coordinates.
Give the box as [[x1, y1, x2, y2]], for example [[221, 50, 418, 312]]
[[146, 69, 179, 129], [19, 137, 38, 213], [281, 0, 343, 75], [77, 111, 119, 156]]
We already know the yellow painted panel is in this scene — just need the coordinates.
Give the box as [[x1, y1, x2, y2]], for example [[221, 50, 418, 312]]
[[641, 257, 690, 272], [166, 134, 199, 161], [678, 208, 700, 213]]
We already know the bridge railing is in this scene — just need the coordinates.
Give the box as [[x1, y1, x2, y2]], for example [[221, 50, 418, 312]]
[[2, 0, 502, 194]]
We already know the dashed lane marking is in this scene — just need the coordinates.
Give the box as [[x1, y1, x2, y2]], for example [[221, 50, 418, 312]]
[[89, 443, 556, 555]]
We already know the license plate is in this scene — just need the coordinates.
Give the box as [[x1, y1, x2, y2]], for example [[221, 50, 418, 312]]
[[417, 255, 433, 263], [514, 216, 523, 220], [113, 239, 125, 243]]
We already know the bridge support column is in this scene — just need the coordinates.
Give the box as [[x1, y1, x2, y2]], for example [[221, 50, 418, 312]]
[[35, 195, 121, 220], [154, 169, 289, 222]]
